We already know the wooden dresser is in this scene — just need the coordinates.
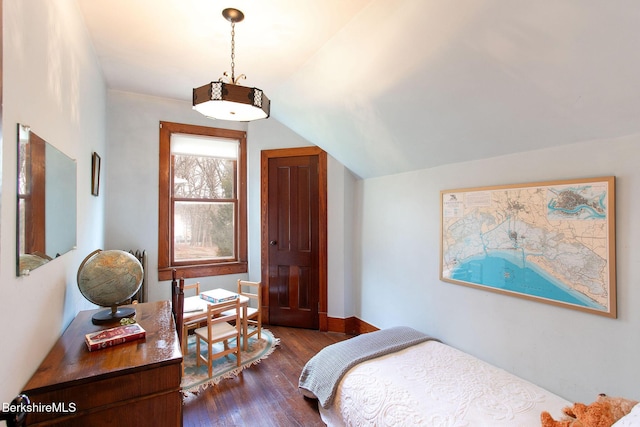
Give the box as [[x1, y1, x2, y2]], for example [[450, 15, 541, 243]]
[[22, 301, 183, 426]]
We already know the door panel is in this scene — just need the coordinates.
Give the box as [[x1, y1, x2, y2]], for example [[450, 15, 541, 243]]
[[267, 155, 319, 329]]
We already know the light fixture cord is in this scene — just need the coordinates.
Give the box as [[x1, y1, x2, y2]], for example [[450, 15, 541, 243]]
[[230, 21, 236, 83], [222, 13, 245, 85]]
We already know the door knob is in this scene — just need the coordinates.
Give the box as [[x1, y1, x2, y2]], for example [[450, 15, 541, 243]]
[[269, 240, 277, 246]]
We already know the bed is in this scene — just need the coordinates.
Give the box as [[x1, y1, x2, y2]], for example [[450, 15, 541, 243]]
[[299, 327, 571, 426]]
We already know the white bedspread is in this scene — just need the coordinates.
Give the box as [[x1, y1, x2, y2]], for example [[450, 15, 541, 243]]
[[320, 340, 569, 427]]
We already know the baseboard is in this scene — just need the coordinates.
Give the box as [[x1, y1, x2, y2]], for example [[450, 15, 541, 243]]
[[327, 316, 379, 335], [326, 317, 345, 333]]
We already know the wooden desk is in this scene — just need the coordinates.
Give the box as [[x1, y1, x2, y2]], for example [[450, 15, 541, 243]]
[[182, 292, 249, 354], [22, 301, 183, 426]]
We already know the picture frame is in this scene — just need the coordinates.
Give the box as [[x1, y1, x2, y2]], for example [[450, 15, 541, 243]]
[[91, 152, 101, 196], [440, 176, 616, 317]]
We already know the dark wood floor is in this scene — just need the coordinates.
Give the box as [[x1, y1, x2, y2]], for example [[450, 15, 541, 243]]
[[182, 325, 352, 427]]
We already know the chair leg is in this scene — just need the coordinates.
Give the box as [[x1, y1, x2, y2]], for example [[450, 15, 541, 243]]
[[207, 340, 213, 378], [181, 339, 186, 376], [182, 329, 191, 376], [243, 315, 248, 352], [236, 343, 241, 367], [182, 326, 188, 356], [196, 336, 201, 367]]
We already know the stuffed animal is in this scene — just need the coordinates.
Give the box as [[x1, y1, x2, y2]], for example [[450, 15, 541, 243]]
[[541, 393, 639, 427]]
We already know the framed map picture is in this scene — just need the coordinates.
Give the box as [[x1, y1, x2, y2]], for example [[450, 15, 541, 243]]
[[440, 176, 616, 317]]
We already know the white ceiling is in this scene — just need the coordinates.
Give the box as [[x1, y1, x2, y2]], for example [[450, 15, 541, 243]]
[[77, 0, 640, 179]]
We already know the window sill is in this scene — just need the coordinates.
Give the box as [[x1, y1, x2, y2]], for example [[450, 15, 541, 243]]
[[158, 262, 247, 281]]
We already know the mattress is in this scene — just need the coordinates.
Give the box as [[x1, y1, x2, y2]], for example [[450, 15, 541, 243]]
[[319, 340, 570, 426]]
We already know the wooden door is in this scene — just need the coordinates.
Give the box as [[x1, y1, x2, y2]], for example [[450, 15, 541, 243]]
[[261, 147, 327, 330]]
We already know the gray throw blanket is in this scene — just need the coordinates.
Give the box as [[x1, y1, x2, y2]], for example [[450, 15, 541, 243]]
[[298, 326, 437, 408]]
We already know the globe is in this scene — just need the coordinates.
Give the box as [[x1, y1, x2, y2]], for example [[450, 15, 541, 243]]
[[77, 249, 144, 324]]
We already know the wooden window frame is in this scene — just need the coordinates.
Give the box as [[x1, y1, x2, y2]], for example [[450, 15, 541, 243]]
[[158, 121, 247, 281]]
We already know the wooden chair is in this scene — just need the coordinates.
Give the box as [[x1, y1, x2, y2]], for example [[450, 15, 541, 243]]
[[224, 280, 262, 342], [170, 270, 184, 344], [181, 281, 202, 357], [194, 298, 242, 378]]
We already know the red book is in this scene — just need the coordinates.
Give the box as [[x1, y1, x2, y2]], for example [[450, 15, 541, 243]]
[[85, 323, 146, 351]]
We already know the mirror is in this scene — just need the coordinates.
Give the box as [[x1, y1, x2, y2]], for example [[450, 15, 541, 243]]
[[17, 124, 77, 276]]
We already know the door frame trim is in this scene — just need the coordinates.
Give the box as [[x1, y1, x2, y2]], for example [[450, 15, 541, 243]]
[[260, 146, 328, 331]]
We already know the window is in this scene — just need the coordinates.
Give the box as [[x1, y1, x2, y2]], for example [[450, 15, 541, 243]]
[[158, 122, 247, 280]]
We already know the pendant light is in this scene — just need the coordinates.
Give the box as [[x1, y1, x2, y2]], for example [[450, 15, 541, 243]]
[[193, 8, 270, 121]]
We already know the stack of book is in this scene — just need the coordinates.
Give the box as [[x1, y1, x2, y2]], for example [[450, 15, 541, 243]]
[[199, 288, 239, 304]]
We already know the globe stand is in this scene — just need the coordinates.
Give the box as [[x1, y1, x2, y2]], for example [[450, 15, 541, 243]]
[[91, 305, 136, 325]]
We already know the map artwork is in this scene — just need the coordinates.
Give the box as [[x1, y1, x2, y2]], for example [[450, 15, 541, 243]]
[[440, 177, 616, 317]]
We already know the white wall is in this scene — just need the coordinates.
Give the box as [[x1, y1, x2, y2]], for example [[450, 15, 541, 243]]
[[105, 91, 355, 315], [355, 135, 640, 402], [248, 117, 358, 319], [0, 0, 106, 403], [327, 161, 358, 318], [105, 91, 245, 301]]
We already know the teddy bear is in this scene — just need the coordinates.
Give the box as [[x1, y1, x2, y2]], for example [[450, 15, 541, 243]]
[[541, 393, 639, 427]]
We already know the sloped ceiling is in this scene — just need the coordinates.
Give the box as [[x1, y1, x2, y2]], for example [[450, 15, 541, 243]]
[[77, 0, 640, 179]]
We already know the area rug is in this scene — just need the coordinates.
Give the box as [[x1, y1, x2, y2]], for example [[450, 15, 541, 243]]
[[181, 328, 279, 394]]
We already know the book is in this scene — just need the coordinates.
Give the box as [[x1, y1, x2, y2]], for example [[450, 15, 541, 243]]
[[199, 288, 238, 304], [183, 296, 207, 313], [85, 323, 146, 351]]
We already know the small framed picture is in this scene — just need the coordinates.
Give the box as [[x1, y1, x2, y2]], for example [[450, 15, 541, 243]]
[[91, 152, 101, 196]]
